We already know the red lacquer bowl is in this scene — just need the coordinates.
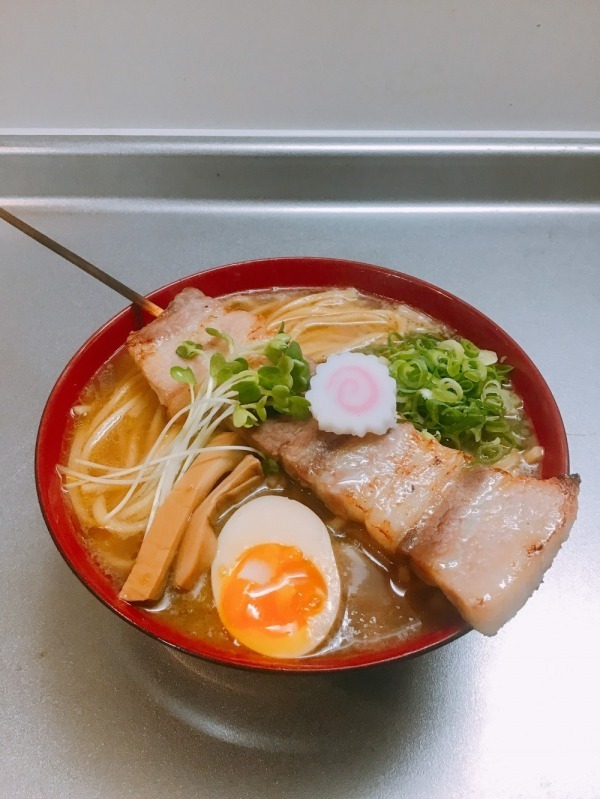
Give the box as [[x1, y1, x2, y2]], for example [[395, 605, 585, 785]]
[[36, 258, 569, 672]]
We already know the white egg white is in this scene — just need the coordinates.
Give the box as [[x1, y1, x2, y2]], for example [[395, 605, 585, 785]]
[[211, 495, 341, 658]]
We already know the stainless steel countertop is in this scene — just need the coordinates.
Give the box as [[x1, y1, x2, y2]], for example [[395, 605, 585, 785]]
[[1, 138, 599, 799]]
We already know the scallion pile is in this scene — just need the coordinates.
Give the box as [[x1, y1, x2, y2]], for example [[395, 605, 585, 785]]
[[366, 333, 530, 463]]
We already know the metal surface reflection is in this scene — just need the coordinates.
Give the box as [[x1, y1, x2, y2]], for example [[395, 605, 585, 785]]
[[2, 137, 598, 797], [115, 620, 464, 755]]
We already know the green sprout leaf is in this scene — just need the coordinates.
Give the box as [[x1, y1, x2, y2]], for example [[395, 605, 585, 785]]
[[255, 395, 268, 422], [209, 352, 228, 379], [175, 340, 203, 360], [235, 378, 262, 405], [288, 395, 311, 420], [170, 366, 196, 386], [206, 327, 234, 352], [265, 332, 292, 364], [232, 405, 258, 428], [176, 327, 312, 429], [209, 353, 248, 383], [258, 365, 288, 391]]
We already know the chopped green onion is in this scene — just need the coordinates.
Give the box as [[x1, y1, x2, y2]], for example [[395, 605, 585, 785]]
[[365, 333, 531, 464], [261, 456, 280, 476]]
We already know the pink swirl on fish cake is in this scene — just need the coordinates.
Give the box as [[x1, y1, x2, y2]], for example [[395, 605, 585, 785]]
[[326, 366, 379, 414]]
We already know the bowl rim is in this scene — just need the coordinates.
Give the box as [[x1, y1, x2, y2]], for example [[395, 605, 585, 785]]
[[35, 256, 569, 673]]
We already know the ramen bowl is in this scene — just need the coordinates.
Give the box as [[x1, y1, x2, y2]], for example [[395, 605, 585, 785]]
[[35, 257, 569, 672]]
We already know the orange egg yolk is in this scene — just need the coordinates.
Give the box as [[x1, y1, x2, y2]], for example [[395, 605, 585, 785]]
[[218, 543, 327, 650]]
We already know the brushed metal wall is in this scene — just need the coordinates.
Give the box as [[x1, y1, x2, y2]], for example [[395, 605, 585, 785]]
[[1, 0, 599, 132]]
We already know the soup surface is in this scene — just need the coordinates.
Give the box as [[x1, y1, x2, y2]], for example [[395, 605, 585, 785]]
[[61, 288, 539, 660]]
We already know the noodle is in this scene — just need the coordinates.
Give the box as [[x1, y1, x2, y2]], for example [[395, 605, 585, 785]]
[[62, 290, 444, 540], [225, 288, 444, 361], [63, 356, 169, 537]]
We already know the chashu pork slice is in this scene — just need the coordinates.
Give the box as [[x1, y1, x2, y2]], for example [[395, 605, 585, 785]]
[[400, 466, 579, 635], [249, 418, 469, 553], [249, 417, 579, 635], [127, 288, 266, 416]]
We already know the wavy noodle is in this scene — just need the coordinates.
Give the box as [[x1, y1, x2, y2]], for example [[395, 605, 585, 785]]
[[225, 288, 443, 361], [64, 289, 441, 550], [63, 355, 172, 540]]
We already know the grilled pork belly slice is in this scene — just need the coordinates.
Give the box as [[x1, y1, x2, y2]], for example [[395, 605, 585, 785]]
[[249, 418, 468, 553], [400, 467, 579, 635], [127, 288, 266, 416], [126, 291, 579, 635], [249, 418, 579, 635]]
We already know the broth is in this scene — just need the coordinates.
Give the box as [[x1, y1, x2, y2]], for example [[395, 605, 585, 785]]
[[82, 417, 460, 657], [62, 288, 539, 660]]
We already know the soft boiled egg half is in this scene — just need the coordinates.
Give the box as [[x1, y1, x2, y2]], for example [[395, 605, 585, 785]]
[[211, 495, 341, 659]]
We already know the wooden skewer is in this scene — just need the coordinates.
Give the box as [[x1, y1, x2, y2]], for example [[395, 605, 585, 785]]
[[0, 207, 164, 318]]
